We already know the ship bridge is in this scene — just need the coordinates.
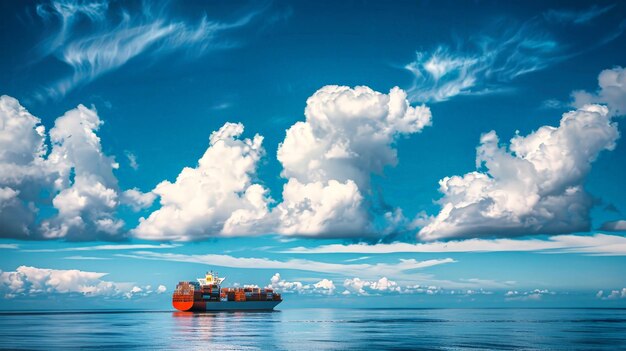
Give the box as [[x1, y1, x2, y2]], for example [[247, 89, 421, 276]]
[[197, 271, 225, 286]]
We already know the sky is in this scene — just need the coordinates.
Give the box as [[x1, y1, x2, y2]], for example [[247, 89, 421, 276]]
[[1, 0, 626, 309]]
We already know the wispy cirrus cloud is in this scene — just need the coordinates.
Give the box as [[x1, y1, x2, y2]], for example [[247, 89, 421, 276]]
[[404, 18, 561, 102], [405, 8, 625, 103], [22, 243, 179, 252], [124, 151, 139, 170], [33, 0, 259, 100], [283, 234, 626, 256], [543, 4, 615, 25], [63, 255, 111, 260], [117, 251, 455, 280]]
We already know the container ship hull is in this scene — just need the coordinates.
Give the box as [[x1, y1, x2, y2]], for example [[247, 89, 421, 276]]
[[174, 300, 281, 312], [172, 271, 283, 312]]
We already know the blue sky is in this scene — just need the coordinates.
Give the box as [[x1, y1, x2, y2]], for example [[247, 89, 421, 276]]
[[1, 0, 626, 309]]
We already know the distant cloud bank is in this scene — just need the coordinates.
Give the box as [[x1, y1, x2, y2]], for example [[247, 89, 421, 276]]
[[0, 265, 166, 299]]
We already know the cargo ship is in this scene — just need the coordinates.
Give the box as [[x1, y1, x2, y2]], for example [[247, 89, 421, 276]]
[[172, 271, 282, 311]]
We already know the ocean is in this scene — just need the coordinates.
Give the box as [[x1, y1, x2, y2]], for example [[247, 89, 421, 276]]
[[1, 308, 625, 350]]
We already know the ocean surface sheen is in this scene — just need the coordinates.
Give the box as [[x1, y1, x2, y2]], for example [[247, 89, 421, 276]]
[[1, 308, 625, 350]]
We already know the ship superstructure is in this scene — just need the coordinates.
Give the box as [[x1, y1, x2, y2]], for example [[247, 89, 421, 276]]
[[172, 271, 282, 311]]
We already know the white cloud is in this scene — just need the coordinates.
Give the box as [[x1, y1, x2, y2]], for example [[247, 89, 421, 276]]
[[340, 277, 490, 296], [23, 243, 179, 252], [313, 278, 336, 295], [276, 178, 366, 237], [0, 96, 48, 238], [404, 21, 561, 102], [572, 66, 626, 117], [0, 265, 159, 299], [124, 151, 139, 170], [133, 85, 431, 240], [39, 104, 124, 240], [283, 233, 626, 256], [543, 5, 614, 25], [343, 277, 402, 295], [275, 85, 431, 237], [121, 188, 156, 211], [600, 220, 626, 232], [266, 273, 335, 295], [34, 0, 258, 99], [0, 96, 127, 240], [63, 255, 110, 260], [418, 104, 619, 240], [405, 16, 626, 103], [610, 288, 626, 299], [132, 122, 272, 241], [118, 251, 455, 280], [504, 289, 554, 301], [344, 256, 370, 262], [596, 288, 626, 300]]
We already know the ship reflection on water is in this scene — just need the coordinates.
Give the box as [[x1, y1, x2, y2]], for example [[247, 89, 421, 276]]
[[171, 310, 284, 348]]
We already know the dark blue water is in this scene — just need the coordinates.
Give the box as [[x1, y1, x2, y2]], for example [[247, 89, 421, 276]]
[[1, 309, 625, 350]]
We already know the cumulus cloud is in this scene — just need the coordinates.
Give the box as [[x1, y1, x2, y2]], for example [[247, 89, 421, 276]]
[[266, 273, 335, 295], [39, 104, 124, 240], [504, 289, 554, 301], [599, 220, 626, 232], [0, 95, 129, 240], [596, 288, 626, 300], [419, 104, 619, 240], [3, 84, 431, 241], [0, 265, 161, 299], [265, 274, 479, 296], [334, 277, 493, 296], [284, 233, 626, 256], [120, 188, 156, 211], [275, 85, 431, 237], [341, 277, 491, 296], [343, 277, 402, 295], [0, 96, 50, 238], [572, 66, 626, 117], [132, 122, 272, 241], [133, 85, 431, 240], [33, 0, 258, 99]]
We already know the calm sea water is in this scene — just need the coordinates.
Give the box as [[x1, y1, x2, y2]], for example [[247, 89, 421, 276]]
[[1, 309, 625, 350]]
